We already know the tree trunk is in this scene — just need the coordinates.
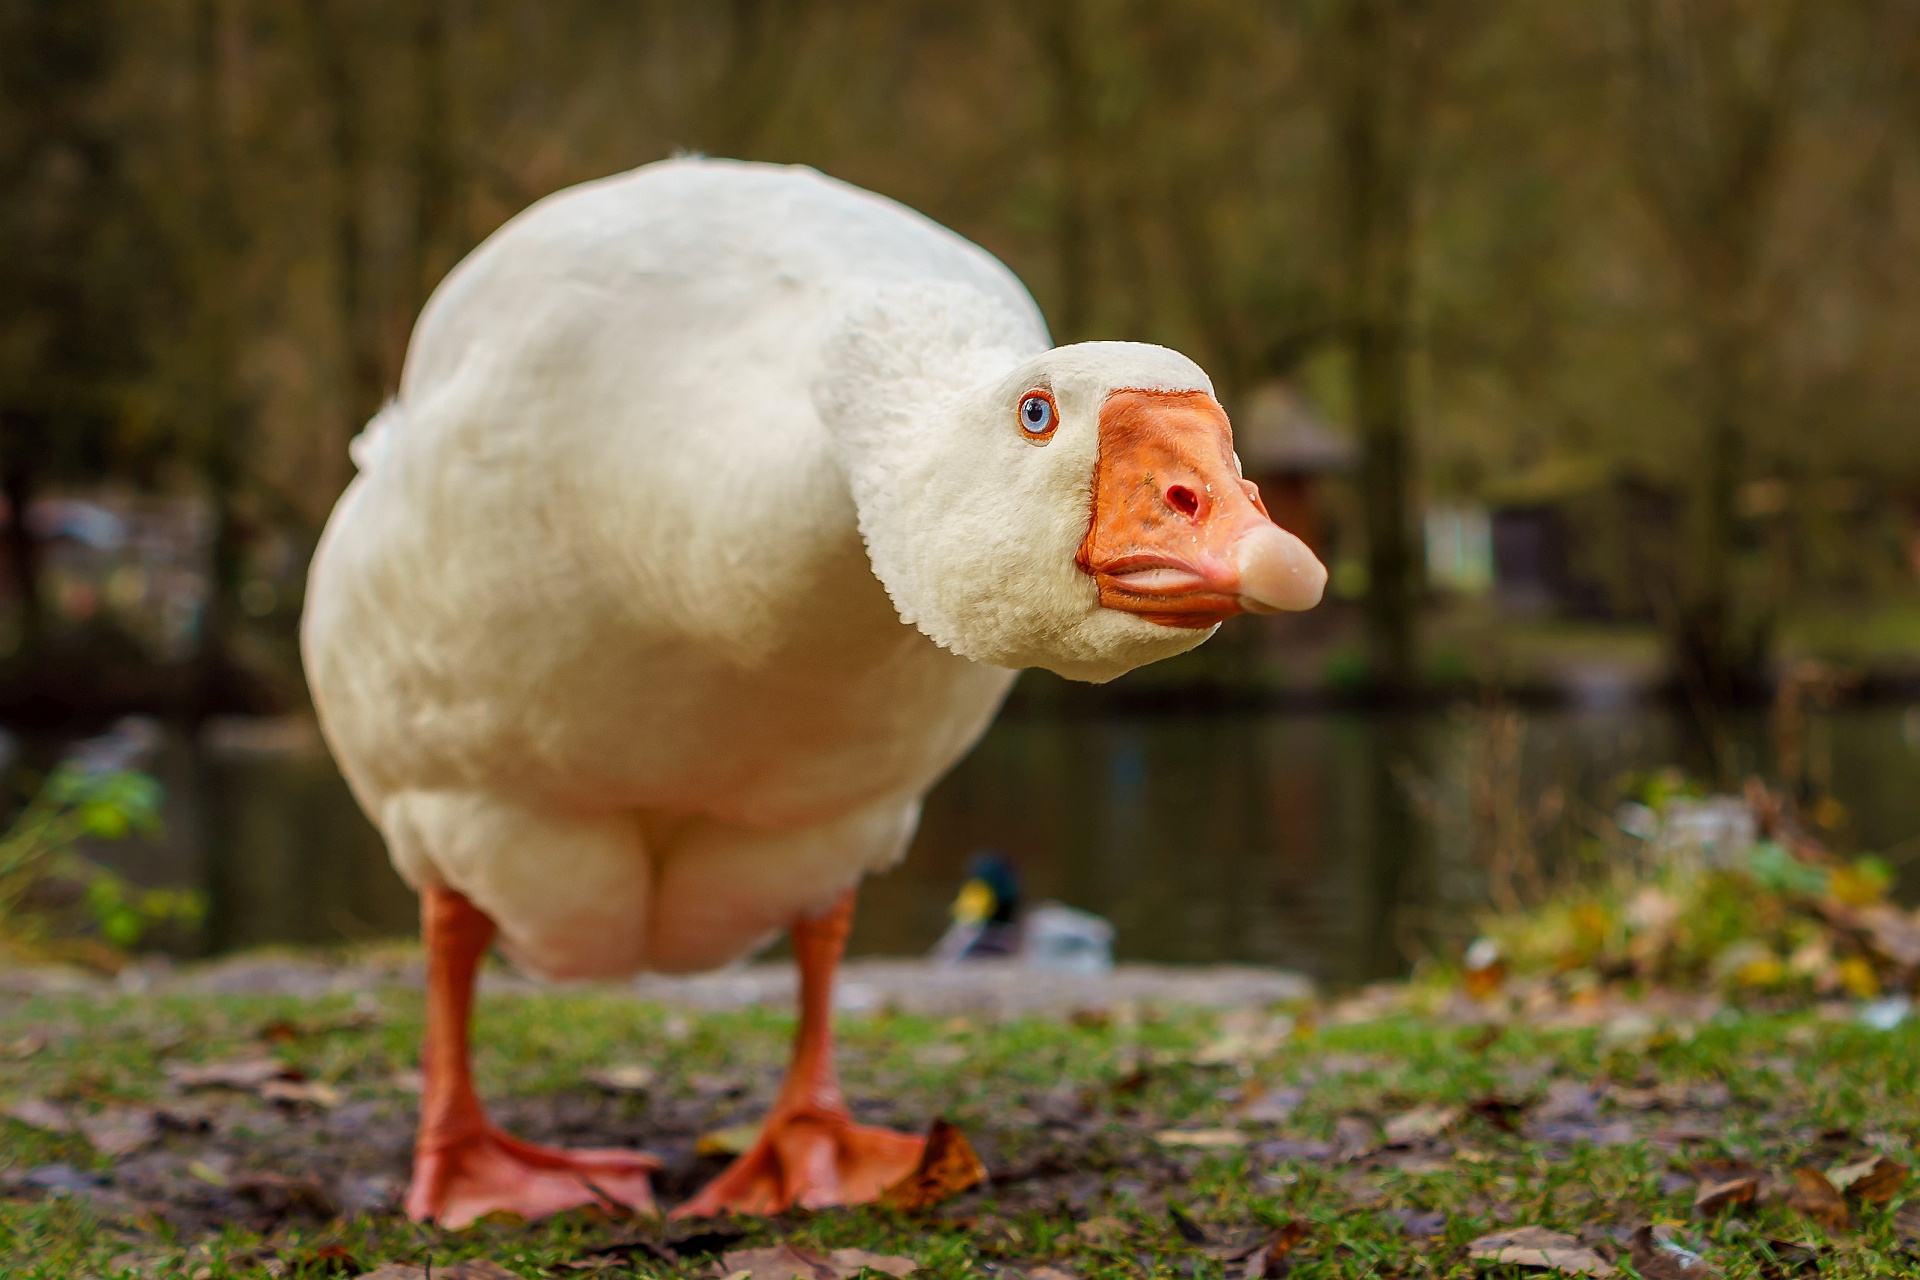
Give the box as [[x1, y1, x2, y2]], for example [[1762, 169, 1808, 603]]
[[1043, 0, 1093, 342], [0, 459, 43, 661], [303, 0, 385, 432], [409, 0, 457, 321], [191, 0, 247, 668], [1623, 0, 1808, 757], [1335, 0, 1424, 695]]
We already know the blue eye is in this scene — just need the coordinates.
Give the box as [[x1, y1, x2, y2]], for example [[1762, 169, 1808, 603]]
[[1019, 393, 1056, 437]]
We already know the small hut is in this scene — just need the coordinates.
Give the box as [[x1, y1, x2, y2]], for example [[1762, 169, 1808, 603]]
[[1230, 382, 1356, 557]]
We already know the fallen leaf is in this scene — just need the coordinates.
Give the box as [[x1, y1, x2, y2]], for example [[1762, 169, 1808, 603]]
[[1463, 937, 1507, 999], [721, 1245, 917, 1280], [168, 1056, 297, 1090], [259, 1078, 342, 1110], [1168, 1204, 1208, 1244], [257, 1011, 379, 1046], [1238, 1087, 1303, 1125], [355, 1264, 519, 1280], [695, 1123, 760, 1157], [1816, 900, 1920, 969], [1467, 1094, 1529, 1132], [1388, 1208, 1446, 1237], [257, 1017, 302, 1045], [2, 1033, 46, 1059], [234, 1171, 338, 1223], [75, 1107, 160, 1157], [187, 1159, 231, 1188], [585, 1063, 657, 1094], [1155, 1128, 1249, 1149], [1333, 1114, 1378, 1160], [827, 1249, 918, 1277], [1629, 1225, 1715, 1278], [1694, 1175, 1760, 1216], [6, 1099, 75, 1133], [1827, 1153, 1907, 1204], [1383, 1104, 1460, 1145], [1240, 1220, 1308, 1279], [1784, 1167, 1849, 1229], [1075, 1216, 1128, 1247], [1027, 1269, 1080, 1280], [1467, 1226, 1616, 1276], [291, 1243, 359, 1275], [1534, 1081, 1603, 1123], [878, 1117, 986, 1212]]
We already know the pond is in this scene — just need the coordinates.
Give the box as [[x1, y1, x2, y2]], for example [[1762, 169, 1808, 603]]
[[59, 696, 1920, 989]]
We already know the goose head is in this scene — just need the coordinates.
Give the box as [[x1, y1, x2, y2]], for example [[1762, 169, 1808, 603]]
[[831, 326, 1326, 683]]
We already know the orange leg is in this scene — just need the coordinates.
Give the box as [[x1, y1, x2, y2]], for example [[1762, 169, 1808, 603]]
[[404, 886, 659, 1228], [673, 889, 924, 1217]]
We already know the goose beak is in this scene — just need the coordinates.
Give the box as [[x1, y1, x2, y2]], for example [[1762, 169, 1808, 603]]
[[1076, 389, 1327, 628]]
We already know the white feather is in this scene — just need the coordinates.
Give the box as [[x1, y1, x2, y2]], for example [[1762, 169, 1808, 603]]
[[302, 158, 1221, 979]]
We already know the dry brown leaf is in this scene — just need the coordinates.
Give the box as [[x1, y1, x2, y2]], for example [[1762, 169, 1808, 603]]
[[1628, 1226, 1715, 1278], [168, 1056, 298, 1091], [721, 1247, 830, 1280], [826, 1249, 918, 1277], [1466, 1226, 1616, 1276], [1827, 1154, 1907, 1204], [1155, 1128, 1249, 1149], [75, 1107, 160, 1157], [1075, 1216, 1128, 1247], [1240, 1220, 1308, 1279], [1026, 1269, 1080, 1280], [7, 1098, 75, 1133], [1785, 1167, 1850, 1230], [694, 1123, 761, 1157], [877, 1117, 985, 1212], [2, 1033, 46, 1059], [1237, 1087, 1303, 1125], [259, 1079, 342, 1110], [1383, 1105, 1460, 1146], [355, 1263, 519, 1280], [1693, 1175, 1760, 1216], [721, 1245, 917, 1280], [1333, 1114, 1379, 1160], [585, 1063, 657, 1094]]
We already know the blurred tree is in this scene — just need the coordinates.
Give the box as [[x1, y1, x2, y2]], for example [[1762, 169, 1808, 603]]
[[301, 0, 386, 433], [1318, 0, 1473, 694], [8, 0, 1920, 714], [0, 0, 158, 660], [1620, 0, 1809, 765]]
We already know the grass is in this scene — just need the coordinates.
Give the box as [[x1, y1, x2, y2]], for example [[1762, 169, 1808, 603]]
[[3, 977, 1920, 1277]]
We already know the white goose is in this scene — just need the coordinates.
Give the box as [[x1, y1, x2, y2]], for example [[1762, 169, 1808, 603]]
[[302, 157, 1324, 1227]]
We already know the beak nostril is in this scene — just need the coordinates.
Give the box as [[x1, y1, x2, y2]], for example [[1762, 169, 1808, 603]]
[[1165, 485, 1200, 518]]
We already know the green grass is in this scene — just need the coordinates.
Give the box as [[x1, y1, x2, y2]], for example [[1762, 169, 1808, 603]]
[[3, 979, 1919, 1277]]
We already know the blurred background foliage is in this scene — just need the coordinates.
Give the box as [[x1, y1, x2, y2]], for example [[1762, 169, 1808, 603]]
[[4, 0, 1920, 745]]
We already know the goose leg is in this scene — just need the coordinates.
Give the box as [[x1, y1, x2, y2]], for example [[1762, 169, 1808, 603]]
[[673, 888, 924, 1217], [405, 885, 659, 1228]]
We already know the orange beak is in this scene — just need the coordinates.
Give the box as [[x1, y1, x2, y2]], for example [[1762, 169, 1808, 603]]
[[1076, 389, 1327, 629]]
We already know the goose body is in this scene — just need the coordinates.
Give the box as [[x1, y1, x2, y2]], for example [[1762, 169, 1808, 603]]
[[306, 160, 1039, 979], [301, 157, 1325, 1223]]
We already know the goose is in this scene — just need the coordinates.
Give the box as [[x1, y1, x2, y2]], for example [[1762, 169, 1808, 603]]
[[301, 157, 1325, 1227]]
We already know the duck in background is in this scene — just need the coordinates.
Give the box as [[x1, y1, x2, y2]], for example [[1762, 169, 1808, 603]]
[[930, 850, 1115, 974]]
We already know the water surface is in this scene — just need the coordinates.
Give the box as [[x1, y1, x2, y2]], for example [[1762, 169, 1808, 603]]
[[78, 699, 1920, 988]]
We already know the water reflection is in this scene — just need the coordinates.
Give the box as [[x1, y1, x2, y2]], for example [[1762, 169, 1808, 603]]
[[70, 702, 1920, 988]]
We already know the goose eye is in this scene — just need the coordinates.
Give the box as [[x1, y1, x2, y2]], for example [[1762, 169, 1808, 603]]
[[1018, 392, 1056, 440]]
